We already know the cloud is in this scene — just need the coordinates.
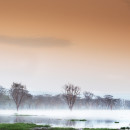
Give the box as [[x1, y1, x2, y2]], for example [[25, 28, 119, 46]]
[[0, 36, 71, 47]]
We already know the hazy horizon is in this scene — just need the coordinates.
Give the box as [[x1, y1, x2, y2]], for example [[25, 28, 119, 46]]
[[0, 0, 130, 98]]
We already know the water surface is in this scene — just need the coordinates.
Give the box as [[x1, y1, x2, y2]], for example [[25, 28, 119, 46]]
[[0, 110, 130, 128]]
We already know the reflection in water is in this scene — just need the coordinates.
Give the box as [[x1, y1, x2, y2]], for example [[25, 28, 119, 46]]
[[65, 120, 76, 127], [0, 115, 129, 128]]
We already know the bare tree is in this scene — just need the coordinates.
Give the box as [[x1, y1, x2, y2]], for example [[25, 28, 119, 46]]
[[63, 84, 80, 110], [94, 96, 103, 109], [21, 93, 33, 109], [84, 91, 94, 109], [0, 86, 6, 97], [9, 82, 28, 111], [104, 95, 118, 110], [0, 86, 7, 107]]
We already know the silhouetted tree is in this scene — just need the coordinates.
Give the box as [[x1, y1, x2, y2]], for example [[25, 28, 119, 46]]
[[0, 86, 8, 107], [0, 86, 6, 97], [84, 91, 94, 108], [63, 84, 80, 110], [21, 93, 33, 109], [104, 95, 118, 110], [94, 96, 104, 109], [9, 82, 28, 111]]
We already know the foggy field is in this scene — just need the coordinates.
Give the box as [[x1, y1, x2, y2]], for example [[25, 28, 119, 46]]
[[0, 110, 130, 129]]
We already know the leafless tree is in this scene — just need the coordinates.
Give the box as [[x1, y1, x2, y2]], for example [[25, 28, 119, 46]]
[[0, 86, 7, 107], [84, 91, 94, 108], [104, 95, 118, 110], [0, 86, 6, 97], [9, 82, 28, 111], [21, 93, 33, 109], [94, 96, 104, 109], [63, 84, 80, 110]]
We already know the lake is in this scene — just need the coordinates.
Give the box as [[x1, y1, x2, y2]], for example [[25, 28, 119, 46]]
[[0, 110, 130, 129]]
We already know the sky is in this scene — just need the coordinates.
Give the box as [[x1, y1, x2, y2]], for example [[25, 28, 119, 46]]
[[0, 0, 130, 98]]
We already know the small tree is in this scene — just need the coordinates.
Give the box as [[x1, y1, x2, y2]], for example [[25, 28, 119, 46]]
[[21, 93, 33, 109], [104, 95, 117, 110], [63, 84, 80, 110], [83, 91, 94, 108], [0, 86, 6, 97], [9, 82, 28, 111], [0, 86, 8, 106]]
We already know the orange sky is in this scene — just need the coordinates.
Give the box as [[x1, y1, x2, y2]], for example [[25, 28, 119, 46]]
[[0, 0, 130, 95]]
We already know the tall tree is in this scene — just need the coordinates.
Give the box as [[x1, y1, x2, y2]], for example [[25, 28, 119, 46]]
[[63, 84, 80, 110], [9, 82, 28, 111]]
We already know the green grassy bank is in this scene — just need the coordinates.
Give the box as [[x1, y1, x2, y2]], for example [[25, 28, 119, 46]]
[[0, 123, 122, 130]]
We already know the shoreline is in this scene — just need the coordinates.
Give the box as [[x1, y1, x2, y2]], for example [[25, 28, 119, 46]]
[[0, 123, 121, 130]]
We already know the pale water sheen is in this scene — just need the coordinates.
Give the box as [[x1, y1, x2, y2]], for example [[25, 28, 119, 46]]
[[0, 110, 130, 128]]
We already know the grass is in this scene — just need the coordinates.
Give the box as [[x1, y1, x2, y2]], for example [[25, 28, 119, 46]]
[[120, 127, 130, 129], [0, 124, 75, 130], [114, 122, 119, 123], [0, 123, 122, 130], [0, 123, 50, 130], [70, 119, 87, 121]]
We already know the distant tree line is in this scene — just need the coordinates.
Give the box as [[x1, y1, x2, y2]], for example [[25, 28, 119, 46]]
[[0, 83, 130, 111]]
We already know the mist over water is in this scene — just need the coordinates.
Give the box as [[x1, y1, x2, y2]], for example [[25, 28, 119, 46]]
[[0, 84, 130, 129], [0, 110, 130, 128]]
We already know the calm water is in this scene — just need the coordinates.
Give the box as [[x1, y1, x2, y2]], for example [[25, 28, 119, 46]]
[[0, 110, 130, 128]]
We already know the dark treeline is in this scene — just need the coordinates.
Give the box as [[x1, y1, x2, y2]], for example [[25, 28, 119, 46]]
[[0, 83, 130, 111]]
